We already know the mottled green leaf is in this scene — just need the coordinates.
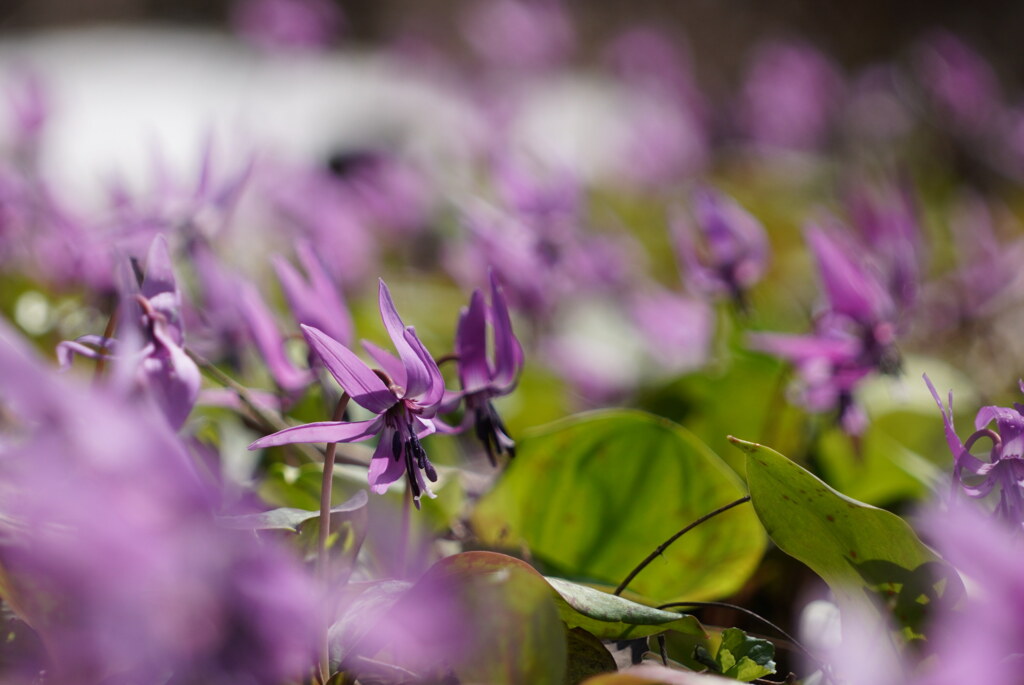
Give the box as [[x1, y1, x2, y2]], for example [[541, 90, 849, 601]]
[[731, 436, 963, 638], [547, 577, 704, 640], [473, 410, 765, 603]]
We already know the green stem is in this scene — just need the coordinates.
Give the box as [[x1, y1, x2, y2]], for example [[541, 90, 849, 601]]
[[318, 394, 350, 683], [614, 496, 751, 597]]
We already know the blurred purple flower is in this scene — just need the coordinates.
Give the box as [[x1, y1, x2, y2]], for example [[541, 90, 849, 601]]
[[266, 162, 379, 288], [237, 277, 314, 394], [629, 288, 714, 374], [672, 187, 769, 308], [4, 70, 48, 164], [750, 225, 901, 434], [845, 179, 921, 311], [925, 374, 1024, 528], [57, 235, 200, 429], [274, 238, 353, 346], [0, 317, 319, 685], [461, 0, 574, 72], [914, 31, 1001, 135], [842, 65, 914, 144], [232, 0, 344, 53], [738, 40, 844, 152], [915, 502, 1024, 685], [925, 194, 1024, 330], [453, 272, 524, 464], [250, 280, 445, 505], [605, 27, 709, 187]]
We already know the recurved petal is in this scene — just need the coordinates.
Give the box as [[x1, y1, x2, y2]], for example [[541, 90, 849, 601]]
[[456, 289, 490, 393], [404, 327, 445, 406], [249, 417, 382, 450], [302, 325, 395, 414], [490, 272, 524, 391], [924, 374, 967, 466], [378, 279, 430, 398]]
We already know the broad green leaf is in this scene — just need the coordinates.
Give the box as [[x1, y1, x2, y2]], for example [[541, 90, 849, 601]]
[[473, 410, 765, 603], [546, 577, 704, 640], [341, 552, 567, 685], [712, 628, 775, 681], [731, 436, 964, 638], [565, 628, 616, 685], [219, 490, 368, 531]]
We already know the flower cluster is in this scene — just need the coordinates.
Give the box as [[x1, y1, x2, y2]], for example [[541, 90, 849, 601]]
[[250, 276, 523, 506]]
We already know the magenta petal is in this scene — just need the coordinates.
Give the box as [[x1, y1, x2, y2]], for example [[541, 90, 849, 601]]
[[249, 417, 382, 449], [377, 280, 430, 398], [456, 289, 490, 393], [748, 332, 859, 363], [404, 327, 445, 407], [140, 235, 177, 302], [807, 225, 893, 324], [368, 430, 407, 493], [301, 325, 395, 414], [362, 340, 407, 390], [273, 240, 352, 345], [489, 272, 523, 390], [924, 373, 967, 467], [239, 282, 311, 393]]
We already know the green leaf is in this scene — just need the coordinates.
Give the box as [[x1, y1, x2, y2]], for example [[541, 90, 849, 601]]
[[219, 490, 368, 532], [730, 436, 964, 638], [473, 410, 765, 603], [565, 628, 616, 685], [546, 577, 704, 640], [342, 552, 567, 685], [714, 628, 775, 681]]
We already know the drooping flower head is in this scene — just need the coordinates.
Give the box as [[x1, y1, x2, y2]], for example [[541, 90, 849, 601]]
[[57, 235, 200, 429], [925, 374, 1024, 529], [250, 280, 445, 505], [750, 224, 902, 434], [454, 271, 524, 464], [672, 186, 769, 309]]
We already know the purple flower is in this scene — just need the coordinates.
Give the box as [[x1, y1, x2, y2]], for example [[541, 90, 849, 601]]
[[604, 27, 709, 188], [925, 374, 1024, 528], [738, 40, 844, 152], [454, 272, 524, 464], [231, 0, 344, 53], [460, 0, 574, 72], [274, 238, 353, 346], [250, 280, 445, 505], [749, 225, 901, 434], [237, 277, 314, 394], [914, 31, 1001, 135], [0, 317, 319, 685], [672, 187, 769, 308], [57, 235, 200, 429]]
